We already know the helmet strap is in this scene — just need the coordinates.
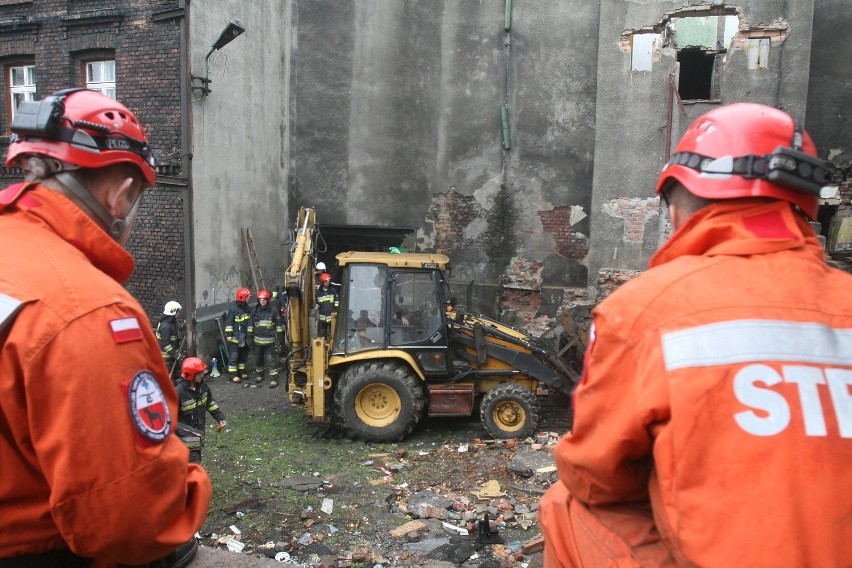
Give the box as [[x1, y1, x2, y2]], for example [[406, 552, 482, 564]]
[[54, 171, 142, 242], [110, 190, 143, 241]]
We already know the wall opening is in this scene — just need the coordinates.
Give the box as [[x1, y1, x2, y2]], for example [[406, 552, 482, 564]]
[[313, 225, 415, 279], [817, 204, 837, 244], [677, 49, 716, 100]]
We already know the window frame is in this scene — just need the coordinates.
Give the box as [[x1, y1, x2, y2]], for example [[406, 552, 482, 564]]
[[6, 63, 36, 132], [82, 59, 116, 99]]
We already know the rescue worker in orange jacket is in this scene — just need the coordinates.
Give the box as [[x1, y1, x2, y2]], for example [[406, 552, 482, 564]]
[[0, 89, 210, 567], [539, 103, 852, 567]]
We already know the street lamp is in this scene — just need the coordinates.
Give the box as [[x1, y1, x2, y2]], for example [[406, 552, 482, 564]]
[[191, 19, 246, 97]]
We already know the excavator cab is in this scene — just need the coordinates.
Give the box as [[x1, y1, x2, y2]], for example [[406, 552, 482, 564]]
[[333, 262, 449, 374]]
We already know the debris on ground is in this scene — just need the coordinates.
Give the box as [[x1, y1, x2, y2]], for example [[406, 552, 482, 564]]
[[204, 382, 572, 566]]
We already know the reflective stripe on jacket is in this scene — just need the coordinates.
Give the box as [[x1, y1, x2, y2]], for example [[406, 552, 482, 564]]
[[552, 200, 852, 566], [317, 286, 338, 323], [252, 304, 283, 346], [175, 379, 225, 433], [224, 302, 252, 344], [156, 315, 180, 359]]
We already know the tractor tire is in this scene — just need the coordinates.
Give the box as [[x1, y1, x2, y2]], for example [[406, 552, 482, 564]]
[[480, 383, 541, 440], [334, 361, 426, 442]]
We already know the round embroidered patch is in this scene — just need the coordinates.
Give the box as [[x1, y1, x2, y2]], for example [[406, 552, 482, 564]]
[[129, 370, 171, 442]]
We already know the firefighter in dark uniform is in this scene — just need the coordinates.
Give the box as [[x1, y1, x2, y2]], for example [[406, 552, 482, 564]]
[[252, 289, 285, 388], [175, 358, 227, 464], [271, 285, 289, 366], [316, 272, 338, 340], [156, 300, 182, 381], [224, 287, 252, 383]]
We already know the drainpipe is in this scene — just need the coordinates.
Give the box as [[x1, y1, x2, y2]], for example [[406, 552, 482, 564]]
[[179, 0, 197, 353]]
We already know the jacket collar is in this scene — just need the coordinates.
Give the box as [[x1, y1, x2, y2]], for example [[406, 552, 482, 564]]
[[0, 183, 135, 282], [650, 199, 824, 268]]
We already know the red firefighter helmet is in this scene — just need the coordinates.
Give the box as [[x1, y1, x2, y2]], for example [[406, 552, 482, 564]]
[[6, 88, 156, 187], [235, 287, 251, 302], [319, 273, 331, 284], [181, 357, 208, 381], [257, 289, 271, 300], [656, 103, 828, 219]]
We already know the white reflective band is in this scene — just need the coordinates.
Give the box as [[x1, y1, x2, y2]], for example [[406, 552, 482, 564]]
[[662, 320, 852, 371], [0, 293, 24, 332]]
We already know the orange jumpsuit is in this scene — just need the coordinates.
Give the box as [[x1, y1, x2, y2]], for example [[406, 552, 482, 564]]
[[540, 200, 852, 567], [0, 183, 212, 565]]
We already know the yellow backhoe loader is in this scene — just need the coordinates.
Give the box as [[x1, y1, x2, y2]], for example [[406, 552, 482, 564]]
[[284, 207, 579, 442]]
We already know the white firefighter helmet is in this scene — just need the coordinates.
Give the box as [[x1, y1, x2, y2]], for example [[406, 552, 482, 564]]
[[163, 301, 182, 316]]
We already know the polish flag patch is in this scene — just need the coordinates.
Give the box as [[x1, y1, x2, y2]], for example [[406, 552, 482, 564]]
[[110, 317, 143, 343]]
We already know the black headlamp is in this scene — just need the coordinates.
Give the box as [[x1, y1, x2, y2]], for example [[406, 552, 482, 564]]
[[666, 147, 830, 196]]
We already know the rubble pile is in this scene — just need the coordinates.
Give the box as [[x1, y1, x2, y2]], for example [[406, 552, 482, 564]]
[[203, 432, 564, 567]]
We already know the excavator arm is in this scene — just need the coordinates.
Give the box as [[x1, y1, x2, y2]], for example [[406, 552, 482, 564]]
[[284, 207, 317, 357], [447, 310, 578, 394], [283, 207, 330, 416]]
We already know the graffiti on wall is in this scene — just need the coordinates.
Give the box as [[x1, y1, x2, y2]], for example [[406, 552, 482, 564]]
[[200, 266, 251, 306], [199, 263, 292, 307]]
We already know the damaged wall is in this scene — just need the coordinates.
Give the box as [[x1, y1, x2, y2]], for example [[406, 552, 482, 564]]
[[587, 0, 817, 282], [189, 0, 845, 339], [287, 1, 599, 326]]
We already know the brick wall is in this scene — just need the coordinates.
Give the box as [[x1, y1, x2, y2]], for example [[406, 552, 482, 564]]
[[539, 206, 589, 260], [424, 190, 481, 255], [0, 0, 185, 323]]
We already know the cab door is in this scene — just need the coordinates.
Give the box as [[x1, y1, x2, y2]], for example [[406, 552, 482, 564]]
[[388, 270, 450, 374]]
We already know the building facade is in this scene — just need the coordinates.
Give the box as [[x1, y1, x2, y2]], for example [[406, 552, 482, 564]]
[[0, 0, 189, 326], [3, 0, 850, 352]]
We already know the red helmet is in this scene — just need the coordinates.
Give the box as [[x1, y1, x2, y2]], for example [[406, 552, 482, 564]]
[[319, 273, 331, 284], [656, 103, 828, 219], [6, 88, 156, 187], [257, 289, 271, 300], [235, 287, 251, 302], [181, 357, 208, 381]]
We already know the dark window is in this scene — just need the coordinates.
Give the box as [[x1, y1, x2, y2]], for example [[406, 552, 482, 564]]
[[677, 49, 716, 100]]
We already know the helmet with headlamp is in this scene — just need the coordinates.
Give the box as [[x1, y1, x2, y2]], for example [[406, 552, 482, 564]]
[[6, 88, 156, 187], [656, 103, 829, 219]]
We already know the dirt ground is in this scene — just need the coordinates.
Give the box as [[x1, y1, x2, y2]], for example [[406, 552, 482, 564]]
[[197, 374, 573, 567]]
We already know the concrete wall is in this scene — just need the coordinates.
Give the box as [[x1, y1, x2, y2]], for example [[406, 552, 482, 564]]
[[807, 0, 852, 166], [186, 0, 845, 339], [190, 1, 289, 311], [287, 0, 599, 321], [587, 0, 816, 281]]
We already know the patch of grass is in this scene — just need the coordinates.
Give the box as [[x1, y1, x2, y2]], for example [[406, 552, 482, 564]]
[[201, 408, 398, 540]]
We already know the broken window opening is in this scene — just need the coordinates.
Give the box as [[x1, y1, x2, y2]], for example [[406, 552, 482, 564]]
[[817, 204, 837, 243], [676, 49, 720, 101], [746, 37, 770, 70]]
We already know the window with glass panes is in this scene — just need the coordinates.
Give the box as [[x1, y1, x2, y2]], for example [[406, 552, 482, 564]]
[[10, 65, 36, 122], [85, 60, 116, 99]]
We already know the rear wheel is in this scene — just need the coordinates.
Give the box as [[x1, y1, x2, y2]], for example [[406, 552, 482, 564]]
[[334, 361, 425, 442], [480, 383, 540, 439]]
